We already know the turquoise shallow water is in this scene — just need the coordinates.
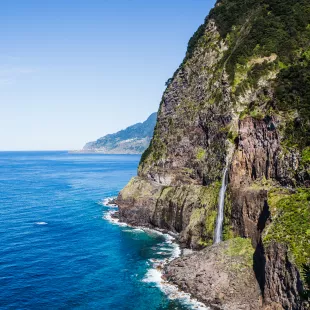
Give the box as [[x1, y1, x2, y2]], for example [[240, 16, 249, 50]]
[[0, 151, 200, 310]]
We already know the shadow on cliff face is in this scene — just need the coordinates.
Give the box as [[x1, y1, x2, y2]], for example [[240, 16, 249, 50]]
[[253, 201, 270, 296], [301, 264, 310, 300], [257, 201, 270, 238], [253, 241, 266, 296], [252, 202, 309, 309]]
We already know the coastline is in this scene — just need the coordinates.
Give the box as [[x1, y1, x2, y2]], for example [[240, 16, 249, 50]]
[[68, 150, 143, 155], [101, 197, 210, 310]]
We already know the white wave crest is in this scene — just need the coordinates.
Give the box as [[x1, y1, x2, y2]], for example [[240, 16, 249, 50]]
[[103, 210, 127, 227], [103, 207, 207, 309], [141, 231, 207, 309], [35, 222, 48, 225], [143, 265, 209, 310], [98, 197, 118, 207]]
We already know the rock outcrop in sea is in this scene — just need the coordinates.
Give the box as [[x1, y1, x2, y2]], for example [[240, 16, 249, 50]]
[[116, 0, 310, 309]]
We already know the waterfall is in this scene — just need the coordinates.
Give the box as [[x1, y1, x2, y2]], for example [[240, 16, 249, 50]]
[[214, 167, 228, 244]]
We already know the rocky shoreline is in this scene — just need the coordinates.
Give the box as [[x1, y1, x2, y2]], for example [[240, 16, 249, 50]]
[[114, 200, 262, 310], [164, 240, 262, 310], [116, 175, 309, 309], [112, 190, 260, 310], [103, 200, 210, 309]]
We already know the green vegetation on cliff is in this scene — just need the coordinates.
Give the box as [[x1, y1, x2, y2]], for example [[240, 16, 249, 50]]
[[276, 62, 310, 149], [224, 237, 254, 268], [209, 0, 310, 150], [211, 0, 310, 74], [264, 189, 310, 275], [195, 181, 221, 246], [222, 190, 234, 241]]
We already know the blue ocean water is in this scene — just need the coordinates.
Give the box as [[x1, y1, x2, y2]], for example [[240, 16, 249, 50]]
[[0, 152, 197, 310]]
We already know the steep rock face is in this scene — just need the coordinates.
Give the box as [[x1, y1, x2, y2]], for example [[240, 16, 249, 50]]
[[117, 177, 220, 249], [254, 242, 305, 310], [229, 188, 268, 245], [138, 19, 231, 186], [227, 115, 301, 247], [230, 117, 298, 189], [227, 115, 308, 309], [117, 0, 310, 309]]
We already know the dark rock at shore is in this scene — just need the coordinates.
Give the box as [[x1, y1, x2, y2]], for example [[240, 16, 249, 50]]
[[111, 211, 119, 219], [106, 198, 117, 206]]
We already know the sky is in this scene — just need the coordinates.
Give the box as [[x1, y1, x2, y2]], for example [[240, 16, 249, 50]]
[[1, 0, 215, 150]]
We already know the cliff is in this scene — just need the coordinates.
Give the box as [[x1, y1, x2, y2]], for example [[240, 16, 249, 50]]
[[82, 112, 157, 154], [117, 0, 310, 309]]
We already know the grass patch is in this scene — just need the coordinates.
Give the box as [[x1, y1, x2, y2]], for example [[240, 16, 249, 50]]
[[264, 188, 310, 279], [225, 237, 254, 268], [196, 147, 206, 161]]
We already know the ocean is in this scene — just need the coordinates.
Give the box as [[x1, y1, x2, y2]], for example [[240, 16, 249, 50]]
[[0, 152, 207, 310]]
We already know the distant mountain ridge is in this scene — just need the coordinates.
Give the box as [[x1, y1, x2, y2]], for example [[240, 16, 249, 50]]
[[82, 112, 157, 154]]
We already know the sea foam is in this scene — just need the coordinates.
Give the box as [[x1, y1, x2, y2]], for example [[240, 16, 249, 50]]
[[97, 197, 118, 207], [141, 231, 208, 310], [103, 210, 127, 227], [35, 222, 48, 225], [143, 268, 209, 310], [102, 200, 209, 310]]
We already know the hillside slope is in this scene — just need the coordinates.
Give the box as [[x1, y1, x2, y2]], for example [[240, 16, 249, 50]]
[[83, 112, 157, 154], [117, 0, 310, 309]]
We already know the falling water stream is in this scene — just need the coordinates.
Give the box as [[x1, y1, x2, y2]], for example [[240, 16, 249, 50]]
[[214, 167, 228, 244]]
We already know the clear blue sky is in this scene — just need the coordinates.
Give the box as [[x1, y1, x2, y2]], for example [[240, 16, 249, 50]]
[[1, 0, 215, 150]]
